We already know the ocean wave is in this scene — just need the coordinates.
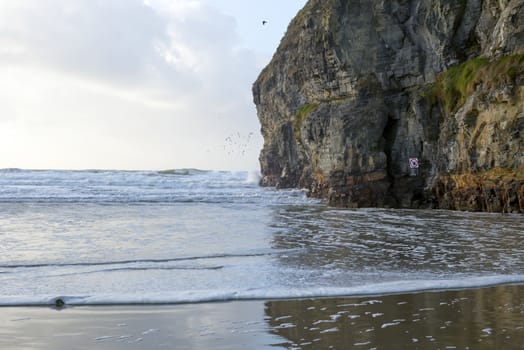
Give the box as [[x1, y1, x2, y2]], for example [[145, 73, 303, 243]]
[[0, 252, 277, 270], [0, 168, 23, 173], [157, 168, 211, 176], [0, 193, 314, 206], [2, 275, 524, 306], [31, 265, 226, 279], [0, 168, 314, 205], [0, 197, 266, 204]]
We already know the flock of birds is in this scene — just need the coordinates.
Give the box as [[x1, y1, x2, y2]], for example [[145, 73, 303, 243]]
[[224, 132, 254, 157]]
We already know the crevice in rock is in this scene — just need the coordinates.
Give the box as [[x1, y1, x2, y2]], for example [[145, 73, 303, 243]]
[[383, 115, 399, 179]]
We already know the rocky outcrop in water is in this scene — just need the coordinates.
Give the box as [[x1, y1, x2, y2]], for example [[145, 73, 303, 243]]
[[253, 0, 524, 212]]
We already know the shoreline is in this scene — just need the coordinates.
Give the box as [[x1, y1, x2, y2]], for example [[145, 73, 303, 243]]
[[2, 284, 524, 349], [3, 276, 524, 308]]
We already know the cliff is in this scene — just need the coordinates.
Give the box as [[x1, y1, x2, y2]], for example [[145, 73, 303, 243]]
[[253, 0, 524, 213]]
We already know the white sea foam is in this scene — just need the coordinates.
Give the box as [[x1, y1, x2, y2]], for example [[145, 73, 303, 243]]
[[245, 170, 262, 184], [1, 275, 524, 306]]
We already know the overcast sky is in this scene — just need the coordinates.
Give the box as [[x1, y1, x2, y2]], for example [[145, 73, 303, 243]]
[[0, 0, 306, 171]]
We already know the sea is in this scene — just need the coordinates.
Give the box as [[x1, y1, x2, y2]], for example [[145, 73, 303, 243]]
[[0, 168, 523, 306]]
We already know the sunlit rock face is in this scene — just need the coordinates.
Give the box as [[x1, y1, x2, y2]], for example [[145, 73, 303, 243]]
[[253, 0, 523, 212]]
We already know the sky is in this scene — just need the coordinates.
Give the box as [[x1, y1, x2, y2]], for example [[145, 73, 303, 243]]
[[0, 0, 307, 171]]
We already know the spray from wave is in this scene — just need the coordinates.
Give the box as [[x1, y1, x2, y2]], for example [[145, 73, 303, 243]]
[[245, 170, 262, 185]]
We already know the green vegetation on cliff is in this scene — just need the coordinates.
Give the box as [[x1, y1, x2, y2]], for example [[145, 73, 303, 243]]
[[436, 57, 489, 112], [293, 103, 319, 140], [431, 54, 524, 113]]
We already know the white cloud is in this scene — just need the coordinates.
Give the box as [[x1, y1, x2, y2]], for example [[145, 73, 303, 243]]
[[0, 0, 166, 79], [0, 0, 305, 170]]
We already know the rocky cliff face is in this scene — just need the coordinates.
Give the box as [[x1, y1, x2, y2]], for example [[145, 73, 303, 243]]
[[253, 0, 524, 212]]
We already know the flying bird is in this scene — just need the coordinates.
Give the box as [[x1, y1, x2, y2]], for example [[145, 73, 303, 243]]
[[262, 20, 268, 25]]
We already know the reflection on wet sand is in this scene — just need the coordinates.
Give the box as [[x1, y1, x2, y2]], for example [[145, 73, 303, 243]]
[[1, 285, 523, 349], [265, 284, 524, 349]]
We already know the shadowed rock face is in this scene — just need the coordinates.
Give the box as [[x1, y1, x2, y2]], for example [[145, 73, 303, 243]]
[[253, 0, 524, 212]]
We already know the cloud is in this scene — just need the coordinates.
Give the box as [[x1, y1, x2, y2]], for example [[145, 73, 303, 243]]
[[0, 0, 264, 170], [0, 0, 165, 81]]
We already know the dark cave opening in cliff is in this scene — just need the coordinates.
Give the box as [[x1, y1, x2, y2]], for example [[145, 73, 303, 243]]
[[382, 115, 399, 179]]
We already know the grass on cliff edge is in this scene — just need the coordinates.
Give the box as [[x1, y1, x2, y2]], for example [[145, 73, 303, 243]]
[[430, 54, 524, 113]]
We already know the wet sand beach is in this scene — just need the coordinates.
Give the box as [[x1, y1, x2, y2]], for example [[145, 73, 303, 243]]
[[2, 284, 524, 349]]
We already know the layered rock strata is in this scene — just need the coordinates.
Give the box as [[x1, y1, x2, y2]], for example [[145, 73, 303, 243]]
[[253, 0, 524, 212]]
